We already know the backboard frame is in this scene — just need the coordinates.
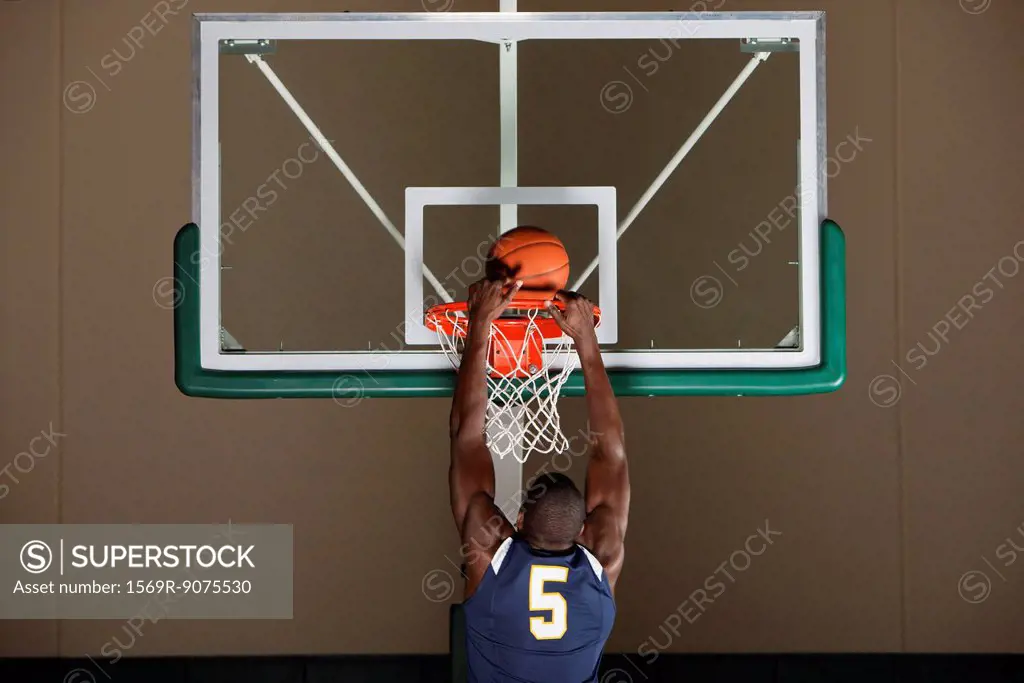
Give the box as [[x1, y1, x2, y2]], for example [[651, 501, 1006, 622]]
[[175, 219, 845, 398], [181, 11, 845, 398]]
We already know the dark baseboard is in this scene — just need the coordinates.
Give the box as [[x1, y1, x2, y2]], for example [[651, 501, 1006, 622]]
[[1, 653, 1023, 683]]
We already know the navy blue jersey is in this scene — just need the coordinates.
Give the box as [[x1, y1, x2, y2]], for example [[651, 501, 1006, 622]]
[[464, 535, 616, 683]]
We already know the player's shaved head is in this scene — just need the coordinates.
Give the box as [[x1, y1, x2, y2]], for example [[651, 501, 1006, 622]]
[[519, 472, 586, 550]]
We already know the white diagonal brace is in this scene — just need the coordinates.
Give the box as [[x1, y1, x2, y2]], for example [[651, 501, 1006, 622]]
[[570, 51, 772, 292], [244, 54, 452, 303]]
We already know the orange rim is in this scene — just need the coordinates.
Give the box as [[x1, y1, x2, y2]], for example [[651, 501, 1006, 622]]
[[425, 298, 601, 339]]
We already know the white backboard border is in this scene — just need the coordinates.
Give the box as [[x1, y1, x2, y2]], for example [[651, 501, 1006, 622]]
[[194, 12, 825, 374]]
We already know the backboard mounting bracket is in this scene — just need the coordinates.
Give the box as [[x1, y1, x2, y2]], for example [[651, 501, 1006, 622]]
[[776, 326, 801, 349], [221, 327, 245, 352], [741, 37, 799, 53], [219, 38, 276, 55]]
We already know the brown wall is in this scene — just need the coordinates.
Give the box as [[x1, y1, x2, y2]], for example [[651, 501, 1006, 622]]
[[1, 0, 1023, 658]]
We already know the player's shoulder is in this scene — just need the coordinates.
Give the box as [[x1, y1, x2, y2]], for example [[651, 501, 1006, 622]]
[[575, 543, 606, 580], [490, 535, 516, 573]]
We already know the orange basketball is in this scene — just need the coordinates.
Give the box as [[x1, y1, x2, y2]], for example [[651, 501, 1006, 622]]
[[487, 226, 570, 298]]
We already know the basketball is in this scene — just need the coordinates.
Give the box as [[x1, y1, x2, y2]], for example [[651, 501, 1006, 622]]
[[487, 226, 570, 297]]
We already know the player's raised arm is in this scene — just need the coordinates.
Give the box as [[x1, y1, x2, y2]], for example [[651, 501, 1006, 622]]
[[546, 291, 630, 591], [448, 279, 521, 590]]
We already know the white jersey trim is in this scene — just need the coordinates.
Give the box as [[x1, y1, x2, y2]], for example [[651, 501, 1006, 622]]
[[491, 537, 514, 574], [578, 545, 604, 580]]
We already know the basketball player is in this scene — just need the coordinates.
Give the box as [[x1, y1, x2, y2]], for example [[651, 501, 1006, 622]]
[[448, 277, 629, 683]]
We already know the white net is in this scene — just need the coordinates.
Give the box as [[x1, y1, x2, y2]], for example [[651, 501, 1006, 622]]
[[429, 307, 576, 464]]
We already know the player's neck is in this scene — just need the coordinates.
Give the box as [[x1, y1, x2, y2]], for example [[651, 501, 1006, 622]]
[[520, 533, 575, 554]]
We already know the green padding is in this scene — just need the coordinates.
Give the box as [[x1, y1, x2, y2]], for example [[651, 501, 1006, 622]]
[[174, 221, 845, 398]]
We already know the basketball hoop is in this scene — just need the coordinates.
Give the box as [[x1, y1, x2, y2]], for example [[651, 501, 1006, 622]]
[[425, 299, 600, 463]]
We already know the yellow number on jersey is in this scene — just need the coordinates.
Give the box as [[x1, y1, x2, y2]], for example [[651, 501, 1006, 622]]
[[528, 565, 569, 640]]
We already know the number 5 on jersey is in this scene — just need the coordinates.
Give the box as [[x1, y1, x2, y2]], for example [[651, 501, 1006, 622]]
[[528, 565, 569, 640]]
